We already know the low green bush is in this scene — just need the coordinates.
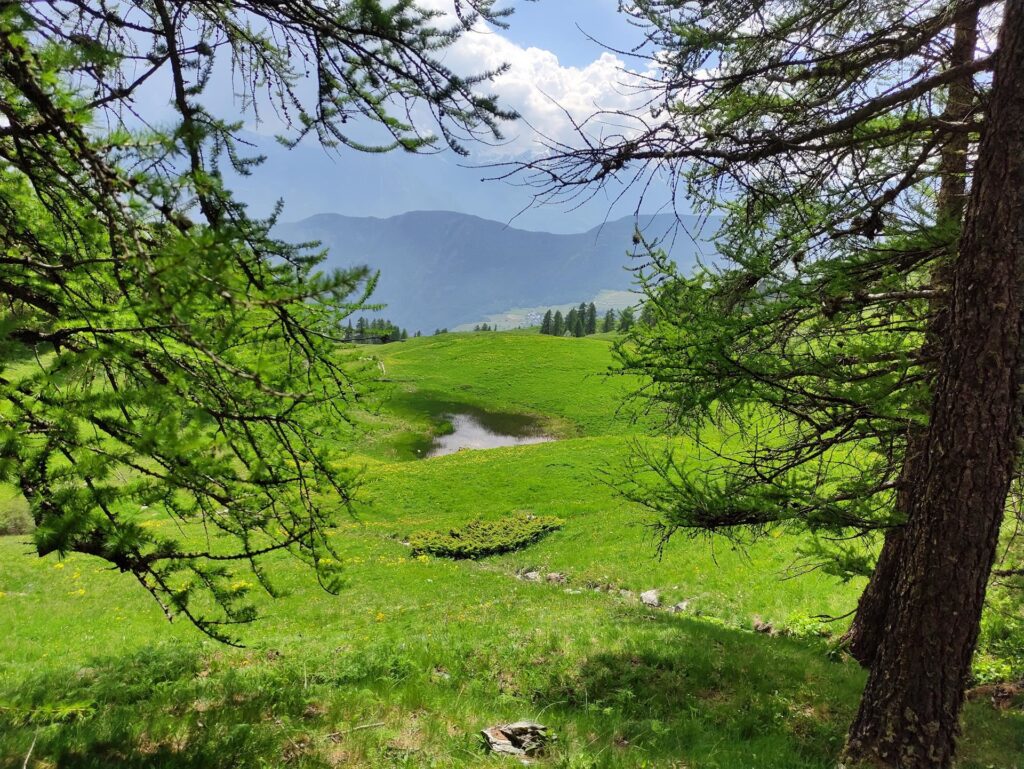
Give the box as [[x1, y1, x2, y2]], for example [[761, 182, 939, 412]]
[[409, 512, 563, 559], [0, 495, 33, 536]]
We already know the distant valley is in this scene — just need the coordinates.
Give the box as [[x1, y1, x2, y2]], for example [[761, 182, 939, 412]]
[[275, 210, 717, 333]]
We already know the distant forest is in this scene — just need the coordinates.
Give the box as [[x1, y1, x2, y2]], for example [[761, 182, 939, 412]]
[[343, 317, 410, 344], [539, 303, 644, 337]]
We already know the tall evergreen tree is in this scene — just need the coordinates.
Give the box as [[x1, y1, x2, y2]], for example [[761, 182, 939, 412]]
[[602, 309, 617, 333], [617, 307, 635, 333], [0, 0, 513, 641], [639, 303, 655, 327], [541, 309, 553, 335], [565, 308, 579, 336], [552, 310, 565, 337], [585, 303, 598, 335], [515, 2, 1021, 765]]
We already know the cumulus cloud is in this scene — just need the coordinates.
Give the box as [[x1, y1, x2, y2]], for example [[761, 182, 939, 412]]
[[420, 2, 659, 157]]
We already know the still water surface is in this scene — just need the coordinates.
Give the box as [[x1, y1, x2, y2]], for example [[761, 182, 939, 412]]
[[426, 412, 553, 458]]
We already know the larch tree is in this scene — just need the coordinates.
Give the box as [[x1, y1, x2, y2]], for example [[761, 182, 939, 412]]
[[0, 0, 514, 643], [512, 1, 1022, 766]]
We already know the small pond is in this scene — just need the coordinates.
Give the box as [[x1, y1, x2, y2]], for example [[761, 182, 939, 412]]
[[425, 411, 554, 458]]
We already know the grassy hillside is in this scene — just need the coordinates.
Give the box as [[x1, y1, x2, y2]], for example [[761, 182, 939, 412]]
[[1, 331, 1020, 769]]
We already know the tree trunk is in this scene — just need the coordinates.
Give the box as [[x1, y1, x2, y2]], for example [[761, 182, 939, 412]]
[[841, 12, 978, 668], [843, 4, 1024, 766], [843, 525, 906, 666]]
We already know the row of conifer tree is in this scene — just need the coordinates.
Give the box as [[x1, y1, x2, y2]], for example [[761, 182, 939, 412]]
[[539, 303, 637, 337], [343, 317, 410, 344]]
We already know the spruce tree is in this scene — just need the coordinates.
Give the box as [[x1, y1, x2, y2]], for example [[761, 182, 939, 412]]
[[552, 310, 565, 337], [585, 303, 598, 335], [516, 2, 1021, 764], [639, 303, 655, 327], [565, 308, 579, 336], [541, 310, 553, 335], [617, 307, 635, 333], [0, 0, 513, 641], [602, 309, 616, 333]]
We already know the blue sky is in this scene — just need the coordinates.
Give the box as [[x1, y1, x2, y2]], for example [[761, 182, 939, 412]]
[[219, 1, 674, 233], [499, 1, 639, 67]]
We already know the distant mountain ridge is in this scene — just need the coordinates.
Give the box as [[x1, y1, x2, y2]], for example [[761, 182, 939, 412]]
[[275, 210, 716, 333]]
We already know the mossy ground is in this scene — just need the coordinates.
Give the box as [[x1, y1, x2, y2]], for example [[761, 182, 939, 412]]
[[1, 331, 1020, 768]]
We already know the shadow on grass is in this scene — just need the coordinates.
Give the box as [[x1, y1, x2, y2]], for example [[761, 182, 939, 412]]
[[521, 610, 1022, 769], [0, 642, 400, 769], [520, 610, 862, 769], [1, 610, 1020, 769]]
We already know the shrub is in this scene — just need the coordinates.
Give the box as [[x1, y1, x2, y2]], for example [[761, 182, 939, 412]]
[[0, 496, 33, 536], [409, 512, 563, 559]]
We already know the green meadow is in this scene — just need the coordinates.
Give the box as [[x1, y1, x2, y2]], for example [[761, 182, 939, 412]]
[[1, 332, 1021, 768]]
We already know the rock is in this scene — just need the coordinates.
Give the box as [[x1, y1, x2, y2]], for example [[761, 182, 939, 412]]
[[618, 589, 635, 600], [965, 681, 1023, 710], [670, 601, 690, 613], [521, 571, 542, 582], [481, 726, 521, 756], [640, 589, 660, 608], [545, 572, 567, 584], [481, 721, 552, 756], [431, 666, 450, 681], [752, 616, 774, 634]]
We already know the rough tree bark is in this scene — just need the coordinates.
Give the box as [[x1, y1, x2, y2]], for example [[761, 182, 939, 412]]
[[843, 3, 1024, 766], [842, 12, 979, 668]]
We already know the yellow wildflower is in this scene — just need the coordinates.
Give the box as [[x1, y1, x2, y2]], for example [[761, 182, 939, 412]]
[[375, 611, 386, 622], [52, 562, 65, 570]]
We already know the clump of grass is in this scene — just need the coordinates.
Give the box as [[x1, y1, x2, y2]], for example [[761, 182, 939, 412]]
[[409, 512, 563, 559]]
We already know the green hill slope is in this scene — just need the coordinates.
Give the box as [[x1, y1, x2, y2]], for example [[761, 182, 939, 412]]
[[1, 331, 1019, 769]]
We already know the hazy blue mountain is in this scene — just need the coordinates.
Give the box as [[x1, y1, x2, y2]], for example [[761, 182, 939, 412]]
[[275, 210, 717, 333], [226, 130, 672, 234]]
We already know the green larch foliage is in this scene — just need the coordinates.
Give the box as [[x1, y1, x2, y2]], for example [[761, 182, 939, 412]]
[[0, 1, 514, 642]]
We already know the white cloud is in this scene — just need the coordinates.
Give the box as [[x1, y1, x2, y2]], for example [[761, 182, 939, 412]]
[[420, 3, 658, 157]]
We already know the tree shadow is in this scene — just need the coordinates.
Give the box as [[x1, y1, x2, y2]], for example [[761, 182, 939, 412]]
[[523, 609, 863, 768], [2, 609, 1019, 769], [522, 608, 1024, 769], [0, 643, 367, 769]]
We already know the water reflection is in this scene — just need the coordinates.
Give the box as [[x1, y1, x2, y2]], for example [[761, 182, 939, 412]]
[[426, 412, 553, 457]]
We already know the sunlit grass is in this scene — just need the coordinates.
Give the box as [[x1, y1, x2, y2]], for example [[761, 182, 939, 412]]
[[1, 331, 1020, 768]]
